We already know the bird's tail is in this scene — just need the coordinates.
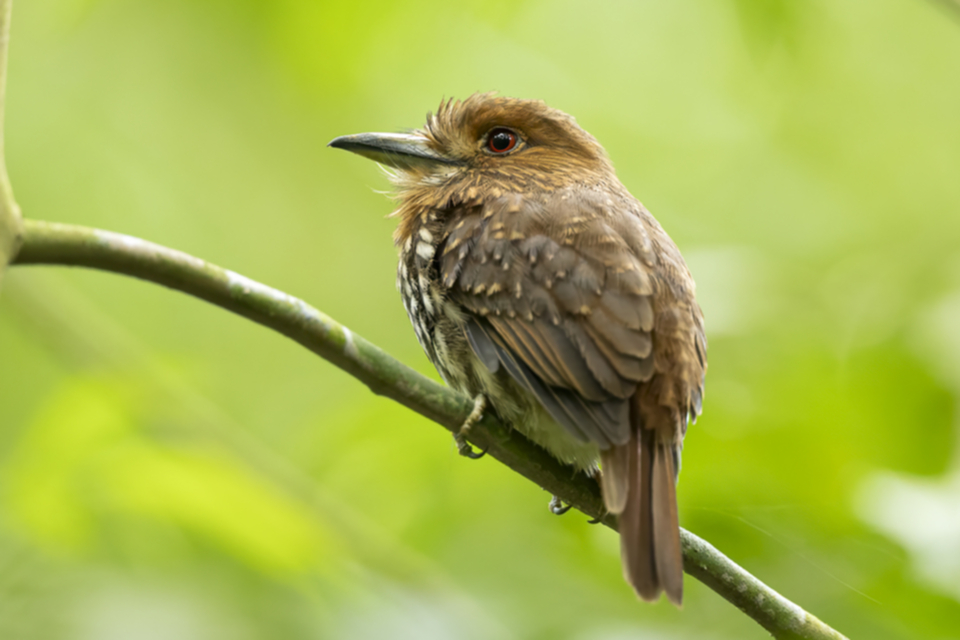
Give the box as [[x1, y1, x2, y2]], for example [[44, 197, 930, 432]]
[[603, 429, 683, 606]]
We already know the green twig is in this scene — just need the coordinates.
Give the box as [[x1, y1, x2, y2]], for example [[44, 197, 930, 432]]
[[0, 0, 22, 290], [11, 219, 848, 640]]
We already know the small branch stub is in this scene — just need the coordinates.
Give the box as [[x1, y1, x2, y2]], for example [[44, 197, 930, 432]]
[[0, 0, 23, 291]]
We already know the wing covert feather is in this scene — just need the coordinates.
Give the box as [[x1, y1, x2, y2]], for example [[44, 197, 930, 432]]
[[444, 191, 657, 449]]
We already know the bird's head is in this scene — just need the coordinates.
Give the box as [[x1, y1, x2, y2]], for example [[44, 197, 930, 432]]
[[329, 93, 617, 210]]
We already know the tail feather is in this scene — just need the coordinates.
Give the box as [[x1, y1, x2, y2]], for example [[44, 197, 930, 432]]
[[620, 431, 659, 601], [600, 446, 629, 514], [652, 439, 683, 605], [615, 429, 684, 605]]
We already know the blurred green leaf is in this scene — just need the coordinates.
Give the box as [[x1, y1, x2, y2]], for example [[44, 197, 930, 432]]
[[4, 377, 337, 577], [4, 379, 130, 552]]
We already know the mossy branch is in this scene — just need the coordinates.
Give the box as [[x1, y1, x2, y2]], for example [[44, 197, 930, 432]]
[[11, 219, 847, 640]]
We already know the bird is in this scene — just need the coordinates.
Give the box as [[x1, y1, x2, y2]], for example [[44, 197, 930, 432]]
[[329, 93, 705, 605]]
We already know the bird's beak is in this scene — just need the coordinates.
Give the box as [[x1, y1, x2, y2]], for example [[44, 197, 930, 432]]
[[327, 132, 458, 171]]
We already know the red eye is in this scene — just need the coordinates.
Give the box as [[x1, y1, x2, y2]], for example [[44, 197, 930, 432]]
[[487, 128, 518, 154]]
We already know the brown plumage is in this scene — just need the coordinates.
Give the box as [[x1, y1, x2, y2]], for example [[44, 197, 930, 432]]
[[330, 93, 706, 605]]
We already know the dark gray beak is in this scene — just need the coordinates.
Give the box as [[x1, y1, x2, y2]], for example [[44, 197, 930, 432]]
[[328, 132, 458, 171]]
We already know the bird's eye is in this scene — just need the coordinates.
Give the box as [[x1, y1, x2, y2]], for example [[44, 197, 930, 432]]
[[487, 128, 518, 154]]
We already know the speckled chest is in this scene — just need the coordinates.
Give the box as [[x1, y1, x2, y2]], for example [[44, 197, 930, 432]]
[[396, 213, 462, 386]]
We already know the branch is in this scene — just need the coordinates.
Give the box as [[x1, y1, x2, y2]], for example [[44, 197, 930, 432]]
[[0, 0, 22, 289], [10, 219, 848, 640]]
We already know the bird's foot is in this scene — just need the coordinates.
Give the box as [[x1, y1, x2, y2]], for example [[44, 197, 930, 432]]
[[454, 394, 488, 459], [586, 516, 603, 525], [549, 495, 572, 515]]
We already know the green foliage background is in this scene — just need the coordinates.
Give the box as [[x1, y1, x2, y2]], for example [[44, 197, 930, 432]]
[[2, 0, 960, 638]]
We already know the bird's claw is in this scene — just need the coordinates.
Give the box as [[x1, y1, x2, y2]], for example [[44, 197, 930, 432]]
[[549, 495, 572, 515], [454, 394, 488, 459], [586, 516, 602, 525], [455, 433, 487, 459]]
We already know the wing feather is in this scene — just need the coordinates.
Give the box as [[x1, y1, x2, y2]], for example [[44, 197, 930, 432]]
[[444, 193, 656, 449]]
